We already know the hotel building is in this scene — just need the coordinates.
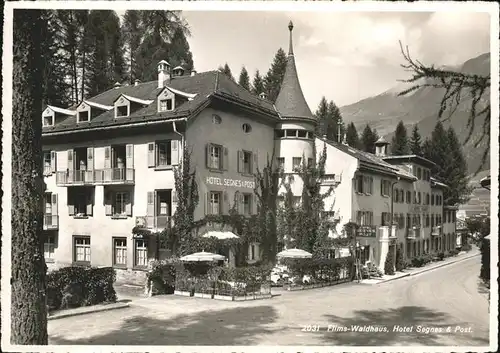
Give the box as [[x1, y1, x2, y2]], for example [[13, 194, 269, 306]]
[[41, 22, 457, 280]]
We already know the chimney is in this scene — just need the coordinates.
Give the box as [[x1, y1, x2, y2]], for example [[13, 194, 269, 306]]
[[157, 60, 171, 89], [172, 66, 185, 78], [259, 92, 267, 100], [134, 79, 141, 86], [113, 82, 121, 89], [374, 137, 389, 157], [191, 70, 197, 77]]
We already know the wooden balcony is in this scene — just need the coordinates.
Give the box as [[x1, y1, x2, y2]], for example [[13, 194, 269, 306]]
[[94, 168, 135, 184], [406, 227, 421, 239], [356, 225, 377, 238], [43, 214, 59, 230], [56, 170, 94, 186]]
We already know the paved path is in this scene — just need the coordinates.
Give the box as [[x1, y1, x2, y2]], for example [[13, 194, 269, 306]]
[[48, 256, 490, 346]]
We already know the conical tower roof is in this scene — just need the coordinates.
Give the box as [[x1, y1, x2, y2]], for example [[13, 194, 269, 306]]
[[275, 21, 314, 122]]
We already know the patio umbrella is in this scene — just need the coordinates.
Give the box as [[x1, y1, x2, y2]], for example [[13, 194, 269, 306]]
[[202, 231, 239, 240], [276, 248, 313, 259], [180, 251, 226, 262]]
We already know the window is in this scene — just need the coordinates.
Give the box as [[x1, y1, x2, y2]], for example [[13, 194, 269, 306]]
[[43, 151, 52, 174], [381, 180, 391, 197], [212, 114, 222, 124], [209, 144, 222, 170], [275, 129, 285, 138], [297, 130, 307, 138], [425, 193, 430, 205], [416, 167, 422, 180], [426, 214, 430, 227], [398, 213, 405, 229], [307, 158, 313, 168], [418, 192, 422, 204], [355, 175, 373, 195], [242, 123, 252, 133], [240, 151, 253, 174], [209, 191, 222, 215], [134, 239, 148, 267], [407, 214, 412, 229], [44, 193, 52, 215], [406, 191, 411, 204], [44, 235, 56, 260], [431, 215, 435, 228], [43, 115, 54, 127], [157, 141, 172, 166], [159, 99, 173, 112], [68, 187, 93, 217], [381, 212, 391, 226], [114, 192, 129, 216], [116, 105, 128, 117], [277, 157, 285, 171], [393, 190, 399, 203], [78, 111, 89, 123], [356, 211, 373, 225], [292, 157, 302, 170], [286, 129, 298, 138], [113, 238, 127, 266], [359, 245, 370, 264], [242, 193, 252, 215], [400, 189, 405, 202], [431, 194, 435, 206], [74, 236, 91, 264]]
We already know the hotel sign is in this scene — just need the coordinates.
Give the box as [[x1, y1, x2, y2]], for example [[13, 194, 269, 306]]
[[206, 176, 255, 189]]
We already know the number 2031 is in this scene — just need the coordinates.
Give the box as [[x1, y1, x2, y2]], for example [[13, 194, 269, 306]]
[[302, 325, 321, 332]]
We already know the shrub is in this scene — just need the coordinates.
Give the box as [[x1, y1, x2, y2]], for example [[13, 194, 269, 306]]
[[421, 253, 433, 265], [437, 252, 445, 261], [147, 258, 179, 295], [461, 243, 472, 252], [411, 256, 424, 268], [480, 237, 490, 287], [282, 257, 353, 283], [395, 245, 404, 271], [46, 266, 116, 310], [384, 249, 395, 275]]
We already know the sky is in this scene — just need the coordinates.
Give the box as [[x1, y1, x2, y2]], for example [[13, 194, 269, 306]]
[[119, 9, 491, 108]]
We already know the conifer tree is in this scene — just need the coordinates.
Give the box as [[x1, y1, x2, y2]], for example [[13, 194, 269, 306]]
[[327, 101, 345, 142], [361, 124, 378, 154], [12, 9, 48, 344], [168, 27, 194, 71], [345, 122, 360, 149], [410, 125, 423, 156], [219, 63, 234, 81], [121, 10, 143, 84], [443, 126, 472, 205], [426, 121, 450, 180], [252, 70, 265, 96], [264, 48, 288, 102], [238, 66, 251, 91], [391, 121, 410, 155], [315, 97, 329, 137]]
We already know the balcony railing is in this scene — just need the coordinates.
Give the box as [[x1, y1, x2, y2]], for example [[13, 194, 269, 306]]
[[322, 174, 342, 186], [431, 226, 442, 236], [406, 227, 421, 239], [356, 225, 377, 237], [95, 168, 135, 184], [43, 214, 59, 230], [136, 215, 173, 230], [56, 170, 95, 186]]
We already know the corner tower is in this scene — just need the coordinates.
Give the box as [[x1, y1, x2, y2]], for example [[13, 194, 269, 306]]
[[274, 22, 316, 192]]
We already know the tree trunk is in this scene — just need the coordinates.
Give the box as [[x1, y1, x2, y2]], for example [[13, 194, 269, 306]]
[[11, 9, 48, 345]]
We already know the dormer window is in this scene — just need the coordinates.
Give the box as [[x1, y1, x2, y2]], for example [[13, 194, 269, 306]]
[[159, 98, 173, 112], [116, 105, 128, 117], [43, 115, 54, 127], [78, 111, 89, 123]]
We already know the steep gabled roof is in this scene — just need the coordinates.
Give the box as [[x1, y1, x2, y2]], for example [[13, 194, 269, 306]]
[[81, 100, 113, 111], [118, 94, 154, 105], [274, 22, 314, 122], [46, 105, 76, 116]]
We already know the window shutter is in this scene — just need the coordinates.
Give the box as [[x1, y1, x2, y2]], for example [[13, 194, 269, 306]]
[[67, 149, 74, 170], [252, 194, 258, 215], [126, 196, 132, 217], [86, 147, 94, 171], [238, 193, 243, 214], [50, 151, 57, 172], [171, 140, 180, 165], [51, 194, 58, 215], [146, 191, 155, 217], [253, 151, 258, 174], [380, 179, 384, 196], [222, 147, 229, 171], [205, 144, 210, 169], [68, 203, 75, 216], [147, 143, 155, 167], [105, 191, 113, 216], [237, 151, 242, 173], [104, 146, 111, 169], [86, 192, 93, 216], [223, 191, 228, 214], [205, 192, 209, 215], [126, 144, 134, 169], [356, 211, 361, 224], [172, 190, 178, 215]]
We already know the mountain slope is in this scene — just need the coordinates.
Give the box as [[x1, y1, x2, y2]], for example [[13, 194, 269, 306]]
[[340, 53, 491, 174]]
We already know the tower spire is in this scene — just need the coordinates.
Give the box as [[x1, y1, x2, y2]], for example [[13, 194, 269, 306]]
[[288, 21, 294, 56]]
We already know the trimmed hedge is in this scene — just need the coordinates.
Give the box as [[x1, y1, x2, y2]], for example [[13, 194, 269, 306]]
[[281, 257, 354, 283], [46, 266, 117, 310], [147, 259, 179, 295]]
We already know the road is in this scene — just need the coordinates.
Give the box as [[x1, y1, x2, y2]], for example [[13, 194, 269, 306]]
[[48, 255, 490, 346]]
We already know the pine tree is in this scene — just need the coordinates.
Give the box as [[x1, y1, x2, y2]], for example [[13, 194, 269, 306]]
[[443, 126, 472, 205], [391, 121, 410, 155], [264, 48, 288, 102], [168, 27, 194, 71], [315, 97, 329, 137], [12, 9, 49, 344], [122, 10, 143, 84], [422, 138, 433, 160], [345, 122, 360, 149], [251, 70, 265, 96], [238, 66, 251, 91], [426, 121, 450, 181], [410, 125, 423, 156], [361, 124, 378, 154], [384, 249, 395, 275], [327, 101, 344, 142], [395, 245, 404, 271], [220, 63, 234, 81]]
